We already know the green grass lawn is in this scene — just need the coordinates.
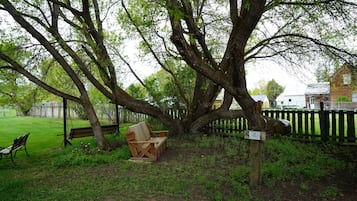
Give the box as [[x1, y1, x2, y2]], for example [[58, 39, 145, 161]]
[[0, 117, 356, 201]]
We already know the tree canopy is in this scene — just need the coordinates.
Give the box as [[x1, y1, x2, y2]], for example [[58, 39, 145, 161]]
[[0, 0, 356, 149]]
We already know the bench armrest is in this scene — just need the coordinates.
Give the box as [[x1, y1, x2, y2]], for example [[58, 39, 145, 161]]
[[128, 140, 159, 144], [151, 130, 168, 137]]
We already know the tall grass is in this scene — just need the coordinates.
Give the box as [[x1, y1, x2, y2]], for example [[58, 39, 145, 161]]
[[263, 139, 343, 187]]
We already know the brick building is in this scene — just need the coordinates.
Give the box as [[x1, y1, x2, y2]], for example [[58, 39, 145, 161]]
[[330, 64, 357, 102], [329, 64, 357, 110]]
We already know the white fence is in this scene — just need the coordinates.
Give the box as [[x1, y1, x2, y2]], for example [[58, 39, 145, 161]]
[[29, 102, 148, 123], [30, 102, 67, 118], [324, 101, 357, 111]]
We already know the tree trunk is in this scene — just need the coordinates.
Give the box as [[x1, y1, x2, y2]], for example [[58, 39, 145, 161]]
[[81, 95, 110, 150]]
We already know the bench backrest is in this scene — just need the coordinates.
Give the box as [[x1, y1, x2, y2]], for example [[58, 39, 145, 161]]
[[69, 125, 117, 139], [138, 122, 151, 137], [12, 133, 30, 151], [127, 122, 151, 141]]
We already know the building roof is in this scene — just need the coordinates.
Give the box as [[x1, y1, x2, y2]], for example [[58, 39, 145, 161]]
[[216, 90, 269, 102], [251, 95, 268, 102], [330, 63, 356, 80], [305, 82, 330, 95]]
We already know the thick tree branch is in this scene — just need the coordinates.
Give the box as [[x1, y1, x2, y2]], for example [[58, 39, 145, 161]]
[[92, 0, 103, 34], [265, 0, 357, 11], [47, 0, 83, 16], [0, 55, 80, 103], [0, 0, 87, 95], [166, 0, 231, 90], [181, 1, 218, 69], [122, 0, 191, 108], [229, 0, 239, 24], [48, 0, 60, 32], [245, 33, 357, 62]]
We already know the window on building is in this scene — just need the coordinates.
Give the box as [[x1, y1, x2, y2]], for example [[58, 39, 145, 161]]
[[343, 73, 351, 85], [352, 92, 357, 102], [310, 96, 314, 105], [309, 96, 315, 109]]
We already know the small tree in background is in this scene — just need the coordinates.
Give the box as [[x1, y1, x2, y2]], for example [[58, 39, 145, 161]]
[[266, 79, 284, 107]]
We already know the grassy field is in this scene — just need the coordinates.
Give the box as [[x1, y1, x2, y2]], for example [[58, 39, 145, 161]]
[[0, 117, 356, 201]]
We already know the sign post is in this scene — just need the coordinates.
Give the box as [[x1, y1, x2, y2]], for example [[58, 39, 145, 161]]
[[245, 130, 266, 186]]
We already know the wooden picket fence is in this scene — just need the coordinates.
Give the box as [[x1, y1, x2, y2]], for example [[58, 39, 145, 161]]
[[121, 107, 357, 144], [206, 109, 357, 144]]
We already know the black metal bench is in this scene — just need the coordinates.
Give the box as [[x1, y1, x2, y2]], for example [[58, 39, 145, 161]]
[[68, 125, 118, 139], [0, 133, 30, 165]]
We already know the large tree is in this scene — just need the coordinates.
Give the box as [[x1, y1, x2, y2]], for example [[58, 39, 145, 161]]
[[159, 0, 356, 131], [0, 0, 356, 149]]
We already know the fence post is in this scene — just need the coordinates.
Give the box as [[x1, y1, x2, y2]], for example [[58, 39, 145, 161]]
[[304, 111, 308, 139], [292, 112, 296, 137], [319, 102, 329, 142], [338, 110, 345, 143], [297, 111, 303, 138], [331, 111, 337, 142], [310, 111, 316, 139], [347, 111, 356, 143]]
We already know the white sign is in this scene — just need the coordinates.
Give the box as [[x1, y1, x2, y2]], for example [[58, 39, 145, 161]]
[[245, 130, 266, 141]]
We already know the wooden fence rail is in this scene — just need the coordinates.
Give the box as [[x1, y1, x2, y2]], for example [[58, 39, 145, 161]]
[[206, 109, 357, 144], [121, 107, 357, 144]]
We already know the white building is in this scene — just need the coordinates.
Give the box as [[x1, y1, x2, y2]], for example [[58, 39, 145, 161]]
[[215, 90, 269, 109], [276, 94, 306, 109]]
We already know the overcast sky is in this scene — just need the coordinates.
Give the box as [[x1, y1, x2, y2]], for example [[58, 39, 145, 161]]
[[246, 60, 316, 95]]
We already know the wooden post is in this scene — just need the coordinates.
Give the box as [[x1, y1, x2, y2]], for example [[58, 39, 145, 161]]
[[248, 102, 265, 187], [347, 111, 355, 143], [115, 104, 120, 134], [331, 111, 337, 142], [319, 102, 328, 142], [297, 111, 303, 138], [338, 110, 345, 143], [304, 111, 308, 139], [311, 111, 316, 138], [249, 140, 262, 186], [63, 98, 71, 147]]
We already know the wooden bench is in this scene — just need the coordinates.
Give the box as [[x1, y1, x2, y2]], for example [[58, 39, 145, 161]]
[[126, 122, 168, 161], [0, 133, 30, 165], [68, 124, 118, 139]]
